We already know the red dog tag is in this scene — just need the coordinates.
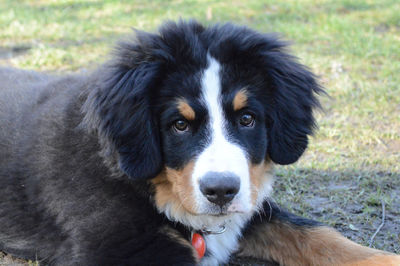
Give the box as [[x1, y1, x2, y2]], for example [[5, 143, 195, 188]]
[[191, 233, 206, 259]]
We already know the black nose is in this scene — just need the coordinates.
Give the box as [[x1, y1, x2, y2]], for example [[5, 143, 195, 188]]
[[199, 172, 240, 207]]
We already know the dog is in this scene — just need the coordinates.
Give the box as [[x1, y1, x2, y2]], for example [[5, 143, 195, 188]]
[[0, 20, 399, 265]]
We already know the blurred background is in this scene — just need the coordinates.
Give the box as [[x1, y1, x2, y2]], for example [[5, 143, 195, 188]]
[[0, 0, 399, 262]]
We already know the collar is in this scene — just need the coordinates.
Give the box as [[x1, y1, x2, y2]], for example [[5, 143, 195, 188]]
[[199, 224, 226, 235], [172, 222, 227, 260], [190, 223, 226, 259]]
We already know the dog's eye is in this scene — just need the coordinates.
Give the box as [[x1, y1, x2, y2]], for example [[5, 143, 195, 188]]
[[239, 113, 255, 127], [173, 120, 189, 132]]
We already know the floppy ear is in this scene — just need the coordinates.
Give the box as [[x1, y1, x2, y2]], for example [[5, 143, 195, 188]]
[[84, 33, 164, 180], [264, 47, 322, 165]]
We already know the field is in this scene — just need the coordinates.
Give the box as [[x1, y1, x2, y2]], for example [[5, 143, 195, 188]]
[[0, 0, 399, 264]]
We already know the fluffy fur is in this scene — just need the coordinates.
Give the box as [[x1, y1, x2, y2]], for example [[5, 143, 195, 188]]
[[0, 20, 399, 265]]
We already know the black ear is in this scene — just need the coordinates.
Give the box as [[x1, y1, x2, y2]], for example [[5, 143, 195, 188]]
[[85, 33, 164, 180], [264, 45, 323, 165]]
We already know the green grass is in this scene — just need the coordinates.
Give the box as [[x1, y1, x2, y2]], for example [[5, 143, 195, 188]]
[[0, 0, 399, 261]]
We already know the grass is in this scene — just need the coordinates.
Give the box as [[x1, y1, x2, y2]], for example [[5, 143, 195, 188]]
[[0, 0, 399, 263]]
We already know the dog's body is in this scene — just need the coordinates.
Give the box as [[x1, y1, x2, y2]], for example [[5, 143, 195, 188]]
[[0, 21, 399, 265]]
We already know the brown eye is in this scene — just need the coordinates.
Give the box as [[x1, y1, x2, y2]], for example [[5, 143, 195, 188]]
[[174, 120, 189, 132], [239, 113, 255, 127]]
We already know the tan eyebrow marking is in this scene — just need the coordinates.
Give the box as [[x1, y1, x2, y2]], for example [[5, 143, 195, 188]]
[[177, 99, 196, 120], [233, 88, 248, 111]]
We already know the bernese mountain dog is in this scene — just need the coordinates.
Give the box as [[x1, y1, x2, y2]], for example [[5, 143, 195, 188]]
[[0, 20, 399, 265]]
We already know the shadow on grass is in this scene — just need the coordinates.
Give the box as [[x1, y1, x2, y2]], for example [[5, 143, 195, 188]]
[[0, 46, 31, 60], [274, 167, 400, 253]]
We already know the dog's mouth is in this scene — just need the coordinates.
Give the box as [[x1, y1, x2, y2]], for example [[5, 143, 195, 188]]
[[207, 210, 231, 217], [198, 200, 251, 216]]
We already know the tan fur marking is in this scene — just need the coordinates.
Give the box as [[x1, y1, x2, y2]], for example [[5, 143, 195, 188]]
[[152, 162, 197, 215], [249, 161, 273, 205], [160, 226, 199, 262], [233, 89, 248, 111], [346, 254, 400, 266], [177, 99, 195, 120], [238, 222, 396, 266]]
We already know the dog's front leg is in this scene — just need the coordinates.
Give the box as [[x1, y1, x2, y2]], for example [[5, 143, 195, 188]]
[[48, 225, 198, 266], [237, 201, 400, 265]]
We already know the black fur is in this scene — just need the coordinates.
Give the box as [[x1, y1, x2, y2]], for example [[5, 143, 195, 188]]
[[0, 20, 322, 264], [244, 200, 322, 232]]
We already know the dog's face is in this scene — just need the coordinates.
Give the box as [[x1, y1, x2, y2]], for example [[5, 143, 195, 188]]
[[153, 57, 273, 217], [86, 21, 321, 225]]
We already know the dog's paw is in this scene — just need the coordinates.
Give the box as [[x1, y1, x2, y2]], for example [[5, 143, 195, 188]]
[[346, 254, 400, 266]]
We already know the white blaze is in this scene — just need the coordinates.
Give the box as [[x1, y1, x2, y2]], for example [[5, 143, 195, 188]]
[[191, 57, 252, 213]]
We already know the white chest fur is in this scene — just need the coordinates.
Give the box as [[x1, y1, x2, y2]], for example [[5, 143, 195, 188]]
[[200, 213, 251, 265]]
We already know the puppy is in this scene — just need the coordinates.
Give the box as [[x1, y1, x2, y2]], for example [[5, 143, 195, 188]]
[[0, 20, 398, 265]]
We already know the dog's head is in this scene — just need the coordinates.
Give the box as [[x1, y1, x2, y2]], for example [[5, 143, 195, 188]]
[[85, 21, 322, 226]]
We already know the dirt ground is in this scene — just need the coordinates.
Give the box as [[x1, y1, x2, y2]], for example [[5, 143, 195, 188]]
[[0, 252, 29, 266], [273, 168, 400, 254]]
